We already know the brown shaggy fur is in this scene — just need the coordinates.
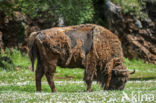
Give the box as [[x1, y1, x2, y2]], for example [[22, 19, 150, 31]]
[[28, 24, 133, 92]]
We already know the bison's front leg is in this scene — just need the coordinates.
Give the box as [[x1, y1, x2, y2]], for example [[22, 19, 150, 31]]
[[84, 70, 94, 92], [86, 80, 92, 92], [45, 72, 56, 92]]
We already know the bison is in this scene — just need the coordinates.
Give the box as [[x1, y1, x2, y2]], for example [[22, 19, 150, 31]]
[[28, 24, 135, 92]]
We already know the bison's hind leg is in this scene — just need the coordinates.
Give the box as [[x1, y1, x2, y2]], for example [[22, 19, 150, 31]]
[[45, 72, 56, 92], [35, 66, 44, 92]]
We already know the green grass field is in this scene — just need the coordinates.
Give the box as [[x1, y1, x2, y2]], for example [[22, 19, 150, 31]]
[[0, 49, 156, 103]]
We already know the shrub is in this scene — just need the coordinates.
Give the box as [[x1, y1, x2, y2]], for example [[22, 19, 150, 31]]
[[0, 0, 94, 25], [112, 0, 147, 19], [0, 48, 30, 70]]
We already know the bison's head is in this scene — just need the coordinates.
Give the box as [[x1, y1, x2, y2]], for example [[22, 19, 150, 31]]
[[105, 65, 135, 90]]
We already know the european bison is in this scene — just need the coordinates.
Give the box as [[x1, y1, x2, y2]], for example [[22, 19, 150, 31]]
[[28, 24, 135, 92]]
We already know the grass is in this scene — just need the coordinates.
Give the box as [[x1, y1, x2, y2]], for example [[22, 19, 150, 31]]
[[0, 80, 155, 102], [0, 49, 156, 102], [124, 58, 156, 80]]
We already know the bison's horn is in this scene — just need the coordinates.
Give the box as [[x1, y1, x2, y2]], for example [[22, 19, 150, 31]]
[[129, 69, 135, 74]]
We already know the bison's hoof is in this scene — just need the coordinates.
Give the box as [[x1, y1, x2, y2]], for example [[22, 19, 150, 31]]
[[87, 88, 92, 92], [36, 90, 42, 93], [52, 88, 57, 92]]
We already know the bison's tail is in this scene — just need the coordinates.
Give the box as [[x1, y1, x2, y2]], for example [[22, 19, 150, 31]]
[[28, 32, 38, 72]]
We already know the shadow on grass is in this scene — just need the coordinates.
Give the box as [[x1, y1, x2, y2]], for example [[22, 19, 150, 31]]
[[130, 77, 156, 81]]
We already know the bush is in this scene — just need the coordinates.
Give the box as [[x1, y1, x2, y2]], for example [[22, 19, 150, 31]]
[[0, 0, 94, 25], [0, 48, 30, 70], [112, 0, 146, 18]]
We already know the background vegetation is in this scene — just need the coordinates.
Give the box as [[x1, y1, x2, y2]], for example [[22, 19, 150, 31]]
[[0, 0, 94, 25], [0, 0, 146, 25]]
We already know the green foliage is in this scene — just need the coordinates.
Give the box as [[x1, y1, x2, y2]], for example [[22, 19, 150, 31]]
[[0, 0, 44, 18], [0, 49, 15, 70], [0, 0, 94, 25], [0, 0, 148, 26], [0, 48, 30, 70], [112, 0, 147, 18], [0, 0, 15, 17], [51, 0, 94, 25]]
